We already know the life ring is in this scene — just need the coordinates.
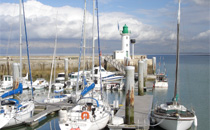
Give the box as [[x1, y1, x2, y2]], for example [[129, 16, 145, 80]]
[[81, 111, 89, 120]]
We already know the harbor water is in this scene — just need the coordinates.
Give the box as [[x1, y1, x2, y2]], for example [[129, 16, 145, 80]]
[[1, 54, 209, 130]]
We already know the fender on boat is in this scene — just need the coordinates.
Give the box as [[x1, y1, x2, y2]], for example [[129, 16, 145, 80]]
[[194, 115, 198, 127]]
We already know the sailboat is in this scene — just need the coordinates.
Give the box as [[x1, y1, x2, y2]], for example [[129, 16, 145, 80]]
[[0, 0, 34, 128], [154, 57, 168, 88], [44, 16, 72, 103], [59, 1, 111, 129], [152, 0, 197, 130]]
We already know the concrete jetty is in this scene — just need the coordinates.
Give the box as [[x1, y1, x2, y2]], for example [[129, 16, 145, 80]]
[[108, 95, 153, 130]]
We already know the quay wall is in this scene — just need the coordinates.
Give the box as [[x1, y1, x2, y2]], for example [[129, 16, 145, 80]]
[[0, 55, 153, 81]]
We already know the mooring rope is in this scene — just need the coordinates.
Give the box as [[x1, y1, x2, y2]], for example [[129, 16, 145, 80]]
[[150, 118, 165, 127]]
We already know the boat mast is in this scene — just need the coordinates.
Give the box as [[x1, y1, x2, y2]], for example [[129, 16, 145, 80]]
[[21, 0, 33, 98], [48, 14, 58, 99], [19, 0, 22, 79], [82, 0, 87, 90], [96, 0, 103, 98], [92, 0, 95, 80], [174, 0, 181, 102]]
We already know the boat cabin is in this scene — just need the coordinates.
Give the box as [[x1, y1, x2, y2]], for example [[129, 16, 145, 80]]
[[2, 75, 13, 82]]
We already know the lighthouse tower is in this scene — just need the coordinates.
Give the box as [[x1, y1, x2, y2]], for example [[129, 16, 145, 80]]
[[121, 24, 130, 58], [114, 24, 131, 60]]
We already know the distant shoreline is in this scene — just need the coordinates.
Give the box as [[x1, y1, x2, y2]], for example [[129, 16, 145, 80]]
[[0, 53, 209, 56]]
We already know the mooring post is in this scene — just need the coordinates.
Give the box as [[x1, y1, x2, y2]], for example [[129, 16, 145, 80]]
[[13, 63, 20, 99], [104, 59, 107, 70], [7, 57, 10, 75], [64, 58, 68, 81], [152, 57, 156, 75], [138, 60, 144, 96], [143, 59, 147, 87], [125, 66, 135, 125]]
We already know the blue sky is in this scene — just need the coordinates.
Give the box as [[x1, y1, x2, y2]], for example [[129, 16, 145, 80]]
[[0, 0, 209, 55]]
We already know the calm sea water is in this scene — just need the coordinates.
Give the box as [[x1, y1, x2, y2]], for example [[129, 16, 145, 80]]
[[148, 54, 210, 130], [2, 55, 209, 130]]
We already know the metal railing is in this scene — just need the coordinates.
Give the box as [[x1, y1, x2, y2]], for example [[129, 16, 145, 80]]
[[104, 55, 125, 75]]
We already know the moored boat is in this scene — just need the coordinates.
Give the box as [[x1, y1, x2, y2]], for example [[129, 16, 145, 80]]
[[152, 0, 197, 129]]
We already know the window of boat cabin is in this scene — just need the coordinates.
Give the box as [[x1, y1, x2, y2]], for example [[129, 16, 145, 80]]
[[58, 74, 65, 77], [8, 77, 11, 81], [4, 77, 7, 81], [94, 69, 98, 74]]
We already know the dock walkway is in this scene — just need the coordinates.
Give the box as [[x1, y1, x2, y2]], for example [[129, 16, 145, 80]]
[[24, 102, 74, 126], [108, 95, 153, 130]]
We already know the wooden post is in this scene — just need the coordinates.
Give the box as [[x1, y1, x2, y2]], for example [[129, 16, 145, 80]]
[[125, 66, 135, 125], [152, 57, 156, 75], [143, 59, 148, 87], [104, 59, 107, 70], [7, 57, 10, 75], [64, 58, 68, 81], [138, 60, 144, 96]]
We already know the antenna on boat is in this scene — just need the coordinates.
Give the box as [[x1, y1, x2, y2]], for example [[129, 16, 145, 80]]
[[173, 0, 181, 103]]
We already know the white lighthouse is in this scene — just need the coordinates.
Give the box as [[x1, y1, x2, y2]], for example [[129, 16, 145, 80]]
[[114, 24, 131, 59]]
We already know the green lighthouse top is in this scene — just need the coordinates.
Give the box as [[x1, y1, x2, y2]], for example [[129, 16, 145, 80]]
[[122, 24, 129, 34]]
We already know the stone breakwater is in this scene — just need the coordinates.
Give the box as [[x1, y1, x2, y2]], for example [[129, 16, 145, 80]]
[[0, 55, 153, 81]]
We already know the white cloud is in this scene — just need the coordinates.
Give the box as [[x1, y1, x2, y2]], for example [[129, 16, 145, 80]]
[[192, 0, 209, 5], [0, 1, 173, 47], [193, 30, 210, 40], [0, 0, 208, 54]]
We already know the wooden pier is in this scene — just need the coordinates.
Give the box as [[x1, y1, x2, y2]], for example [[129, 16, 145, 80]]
[[24, 102, 74, 126], [108, 95, 153, 130]]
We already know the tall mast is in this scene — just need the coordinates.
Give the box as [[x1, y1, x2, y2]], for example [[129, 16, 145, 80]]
[[83, 0, 87, 83], [174, 0, 181, 101], [48, 15, 58, 99], [19, 0, 22, 79], [92, 0, 95, 80], [96, 0, 103, 98]]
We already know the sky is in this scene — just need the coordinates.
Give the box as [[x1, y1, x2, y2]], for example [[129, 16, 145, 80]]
[[0, 0, 209, 55]]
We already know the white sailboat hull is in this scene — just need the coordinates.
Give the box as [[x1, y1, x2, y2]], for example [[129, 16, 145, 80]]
[[0, 101, 34, 129], [59, 112, 109, 130], [154, 115, 194, 130], [154, 81, 168, 88], [44, 94, 71, 103]]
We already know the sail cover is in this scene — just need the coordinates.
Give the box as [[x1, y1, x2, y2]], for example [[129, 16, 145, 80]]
[[80, 83, 95, 97], [1, 83, 23, 98]]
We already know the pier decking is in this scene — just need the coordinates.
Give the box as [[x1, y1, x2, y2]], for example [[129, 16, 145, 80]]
[[24, 102, 74, 126], [108, 95, 153, 130]]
